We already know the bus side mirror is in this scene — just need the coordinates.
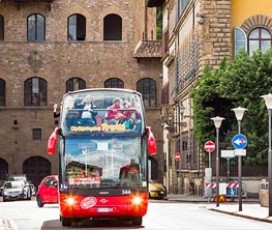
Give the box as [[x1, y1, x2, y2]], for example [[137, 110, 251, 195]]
[[47, 127, 59, 155], [146, 126, 157, 155]]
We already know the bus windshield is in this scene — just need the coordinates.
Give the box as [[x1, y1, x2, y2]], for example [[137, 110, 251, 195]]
[[60, 89, 144, 136], [60, 136, 147, 190]]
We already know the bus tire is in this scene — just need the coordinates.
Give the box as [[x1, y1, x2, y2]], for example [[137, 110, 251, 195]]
[[62, 217, 72, 227], [132, 217, 142, 226]]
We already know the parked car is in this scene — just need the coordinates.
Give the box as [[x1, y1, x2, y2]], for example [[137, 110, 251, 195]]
[[2, 180, 31, 202], [36, 175, 58, 207], [6, 174, 36, 197], [148, 180, 167, 200]]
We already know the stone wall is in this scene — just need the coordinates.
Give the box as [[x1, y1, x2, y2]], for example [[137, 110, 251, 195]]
[[0, 1, 163, 181]]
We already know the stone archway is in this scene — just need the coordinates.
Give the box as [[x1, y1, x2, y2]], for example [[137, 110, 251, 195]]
[[23, 156, 51, 187], [0, 158, 8, 181], [241, 15, 272, 34]]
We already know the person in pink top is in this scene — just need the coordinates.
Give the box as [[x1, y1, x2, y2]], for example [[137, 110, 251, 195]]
[[106, 97, 127, 124]]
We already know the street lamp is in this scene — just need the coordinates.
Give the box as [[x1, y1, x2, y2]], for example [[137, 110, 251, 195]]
[[232, 106, 247, 212], [261, 93, 272, 216], [211, 116, 225, 207]]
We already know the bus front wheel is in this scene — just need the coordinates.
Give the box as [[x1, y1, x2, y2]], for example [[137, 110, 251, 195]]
[[61, 217, 72, 227], [131, 217, 142, 226]]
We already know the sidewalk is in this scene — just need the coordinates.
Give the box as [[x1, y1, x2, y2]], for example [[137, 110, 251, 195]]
[[166, 194, 272, 223]]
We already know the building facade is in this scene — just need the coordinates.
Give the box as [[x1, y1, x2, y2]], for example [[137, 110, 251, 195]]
[[149, 0, 272, 195], [0, 0, 164, 187]]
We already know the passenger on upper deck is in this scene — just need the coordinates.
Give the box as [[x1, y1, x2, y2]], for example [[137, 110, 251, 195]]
[[81, 95, 97, 126], [106, 97, 128, 124]]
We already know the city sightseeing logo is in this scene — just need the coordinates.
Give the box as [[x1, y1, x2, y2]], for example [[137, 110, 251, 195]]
[[80, 197, 97, 209]]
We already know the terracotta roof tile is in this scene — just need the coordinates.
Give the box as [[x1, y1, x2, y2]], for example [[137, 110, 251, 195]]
[[133, 40, 162, 58]]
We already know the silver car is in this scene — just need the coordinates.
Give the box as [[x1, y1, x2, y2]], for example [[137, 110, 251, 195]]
[[3, 180, 31, 202]]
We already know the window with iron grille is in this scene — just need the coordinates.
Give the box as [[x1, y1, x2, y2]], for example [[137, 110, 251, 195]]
[[104, 78, 124, 88], [33, 128, 41, 141], [0, 15, 4, 40], [0, 79, 5, 106], [24, 77, 47, 106], [66, 77, 86, 92], [137, 78, 156, 108], [27, 13, 45, 41]]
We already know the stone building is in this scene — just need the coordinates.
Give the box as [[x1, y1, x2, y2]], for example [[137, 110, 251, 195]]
[[150, 0, 272, 195], [0, 0, 163, 187]]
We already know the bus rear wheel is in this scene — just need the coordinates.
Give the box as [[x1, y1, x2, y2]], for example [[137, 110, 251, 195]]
[[61, 217, 72, 227], [131, 217, 142, 226]]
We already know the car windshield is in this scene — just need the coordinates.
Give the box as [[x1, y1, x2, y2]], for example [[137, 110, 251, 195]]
[[4, 181, 23, 189]]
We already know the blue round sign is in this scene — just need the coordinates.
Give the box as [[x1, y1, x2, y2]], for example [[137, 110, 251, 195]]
[[232, 134, 247, 149]]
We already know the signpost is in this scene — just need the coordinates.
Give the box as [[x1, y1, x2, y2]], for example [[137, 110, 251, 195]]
[[232, 133, 247, 212], [221, 150, 235, 182], [204, 141, 215, 168]]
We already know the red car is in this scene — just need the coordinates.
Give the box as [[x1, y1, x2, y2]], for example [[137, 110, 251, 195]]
[[36, 175, 58, 207]]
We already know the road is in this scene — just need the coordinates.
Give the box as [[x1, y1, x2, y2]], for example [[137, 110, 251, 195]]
[[0, 199, 271, 229]]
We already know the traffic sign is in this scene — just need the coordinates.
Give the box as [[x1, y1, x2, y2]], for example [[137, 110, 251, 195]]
[[175, 152, 181, 161], [204, 141, 215, 152], [221, 150, 235, 158], [232, 134, 247, 149]]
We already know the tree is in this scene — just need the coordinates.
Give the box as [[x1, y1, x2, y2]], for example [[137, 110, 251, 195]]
[[191, 49, 272, 164]]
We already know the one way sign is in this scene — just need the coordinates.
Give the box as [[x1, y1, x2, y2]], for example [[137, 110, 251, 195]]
[[232, 134, 247, 149]]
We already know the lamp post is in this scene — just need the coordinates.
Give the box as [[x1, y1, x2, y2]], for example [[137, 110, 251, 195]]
[[211, 116, 225, 207], [261, 93, 272, 216], [232, 106, 247, 212]]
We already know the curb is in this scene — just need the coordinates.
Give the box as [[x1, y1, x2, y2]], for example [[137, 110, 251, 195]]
[[210, 208, 272, 224]]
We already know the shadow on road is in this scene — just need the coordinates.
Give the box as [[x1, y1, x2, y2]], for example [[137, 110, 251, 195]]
[[41, 218, 144, 229]]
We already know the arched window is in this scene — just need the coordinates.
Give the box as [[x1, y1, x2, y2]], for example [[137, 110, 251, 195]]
[[24, 77, 47, 106], [66, 77, 86, 92], [103, 14, 122, 41], [249, 27, 271, 56], [0, 78, 5, 106], [0, 15, 4, 41], [137, 78, 156, 108], [104, 78, 124, 88], [68, 14, 86, 41], [27, 13, 45, 41]]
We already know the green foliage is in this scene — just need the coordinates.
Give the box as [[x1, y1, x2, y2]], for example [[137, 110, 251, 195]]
[[192, 49, 272, 164], [156, 7, 162, 40]]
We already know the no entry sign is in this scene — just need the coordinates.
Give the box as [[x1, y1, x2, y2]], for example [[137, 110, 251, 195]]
[[204, 141, 215, 152], [175, 152, 181, 161]]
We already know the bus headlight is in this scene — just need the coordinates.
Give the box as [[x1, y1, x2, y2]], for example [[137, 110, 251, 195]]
[[132, 196, 143, 205], [65, 197, 76, 206]]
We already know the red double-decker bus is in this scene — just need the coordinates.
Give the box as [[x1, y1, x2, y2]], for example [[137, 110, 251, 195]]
[[48, 88, 156, 227]]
